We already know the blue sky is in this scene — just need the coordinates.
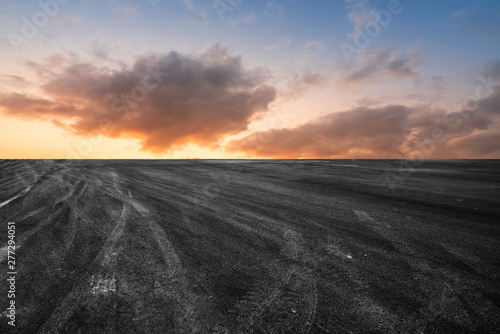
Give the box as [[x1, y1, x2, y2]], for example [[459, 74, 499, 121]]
[[2, 1, 498, 71]]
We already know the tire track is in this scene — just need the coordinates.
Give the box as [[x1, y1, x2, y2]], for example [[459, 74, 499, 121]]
[[0, 186, 32, 209], [39, 198, 130, 334], [354, 210, 416, 255], [18, 178, 91, 303], [440, 242, 499, 280], [0, 177, 86, 263], [129, 198, 204, 334], [234, 228, 318, 334], [0, 206, 66, 264], [234, 268, 295, 332], [89, 192, 129, 296], [63, 177, 94, 254], [0, 162, 55, 208], [352, 210, 488, 332]]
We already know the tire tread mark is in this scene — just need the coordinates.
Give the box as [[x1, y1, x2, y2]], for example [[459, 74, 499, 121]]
[[38, 200, 129, 334]]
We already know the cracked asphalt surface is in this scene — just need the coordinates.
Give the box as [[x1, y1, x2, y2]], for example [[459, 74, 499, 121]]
[[0, 159, 499, 333]]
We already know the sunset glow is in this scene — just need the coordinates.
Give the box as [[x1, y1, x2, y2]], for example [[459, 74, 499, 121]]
[[1, 0, 499, 158]]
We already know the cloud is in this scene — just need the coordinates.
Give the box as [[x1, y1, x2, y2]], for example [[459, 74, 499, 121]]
[[227, 105, 413, 158], [479, 59, 500, 85], [109, 0, 139, 22], [90, 36, 116, 59], [264, 1, 287, 25], [24, 54, 75, 81], [281, 69, 327, 99], [345, 1, 370, 23], [450, 129, 500, 158], [182, 0, 208, 24], [355, 95, 383, 106], [265, 37, 292, 51], [338, 45, 421, 85], [0, 45, 277, 154], [52, 15, 84, 30], [445, 6, 500, 39], [293, 39, 325, 64], [226, 102, 500, 159], [228, 60, 500, 158], [431, 76, 446, 95], [0, 93, 55, 117], [2, 75, 31, 88], [303, 39, 324, 52], [183, 0, 195, 9], [482, 25, 500, 39], [227, 12, 258, 27], [266, 44, 280, 51], [405, 76, 446, 103], [344, 0, 373, 38]]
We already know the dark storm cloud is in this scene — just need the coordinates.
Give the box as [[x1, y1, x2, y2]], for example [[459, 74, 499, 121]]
[[0, 45, 277, 153]]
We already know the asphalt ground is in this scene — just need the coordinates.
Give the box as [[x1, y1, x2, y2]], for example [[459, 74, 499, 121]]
[[0, 159, 499, 333]]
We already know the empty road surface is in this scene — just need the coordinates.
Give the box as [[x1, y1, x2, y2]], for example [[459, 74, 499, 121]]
[[0, 160, 499, 333]]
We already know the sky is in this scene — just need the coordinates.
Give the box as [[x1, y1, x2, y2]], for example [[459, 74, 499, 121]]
[[0, 0, 499, 159]]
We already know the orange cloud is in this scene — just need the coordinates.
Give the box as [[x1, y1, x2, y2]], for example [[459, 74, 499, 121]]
[[227, 58, 500, 160], [1, 51, 499, 159], [227, 105, 414, 158], [0, 45, 277, 153]]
